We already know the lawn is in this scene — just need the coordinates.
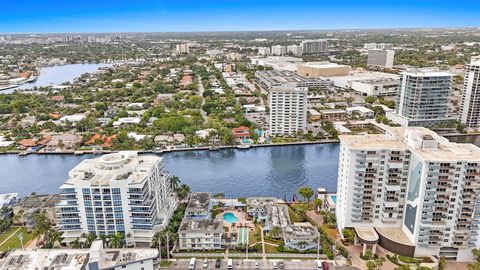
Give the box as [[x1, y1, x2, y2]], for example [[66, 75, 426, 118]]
[[264, 243, 279, 254], [0, 227, 34, 251], [0, 227, 21, 244], [287, 206, 304, 223]]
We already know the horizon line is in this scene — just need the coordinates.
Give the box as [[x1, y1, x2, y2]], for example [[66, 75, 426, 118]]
[[1, 26, 479, 35]]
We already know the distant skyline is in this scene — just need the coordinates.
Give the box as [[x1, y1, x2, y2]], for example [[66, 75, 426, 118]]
[[1, 0, 479, 33]]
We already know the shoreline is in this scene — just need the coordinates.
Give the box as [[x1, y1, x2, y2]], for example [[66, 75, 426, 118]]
[[0, 139, 340, 156]]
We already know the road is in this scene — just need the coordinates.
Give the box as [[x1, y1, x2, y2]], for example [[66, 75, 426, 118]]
[[197, 75, 208, 123], [163, 258, 318, 269]]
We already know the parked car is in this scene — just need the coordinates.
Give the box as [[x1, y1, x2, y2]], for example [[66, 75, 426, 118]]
[[279, 262, 284, 269], [272, 262, 278, 269], [254, 261, 260, 269], [203, 258, 208, 268], [215, 259, 221, 268]]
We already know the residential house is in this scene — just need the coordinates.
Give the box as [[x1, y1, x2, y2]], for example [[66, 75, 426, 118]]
[[232, 126, 250, 140]]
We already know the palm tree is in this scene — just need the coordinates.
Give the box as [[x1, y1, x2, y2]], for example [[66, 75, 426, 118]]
[[84, 233, 97, 248], [169, 175, 180, 191], [270, 226, 282, 239], [297, 241, 308, 251], [99, 234, 109, 248], [108, 232, 124, 248], [177, 184, 191, 200], [70, 238, 83, 249], [46, 230, 62, 247]]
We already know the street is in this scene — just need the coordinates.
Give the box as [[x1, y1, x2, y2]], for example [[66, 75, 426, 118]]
[[163, 258, 319, 270]]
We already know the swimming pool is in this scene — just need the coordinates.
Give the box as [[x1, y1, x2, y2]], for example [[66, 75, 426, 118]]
[[331, 195, 337, 204], [223, 212, 239, 223]]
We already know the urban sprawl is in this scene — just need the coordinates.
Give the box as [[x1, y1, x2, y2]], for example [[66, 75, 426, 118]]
[[0, 29, 480, 270]]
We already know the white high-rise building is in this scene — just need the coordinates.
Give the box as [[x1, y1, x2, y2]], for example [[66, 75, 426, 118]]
[[460, 58, 480, 130], [386, 70, 453, 127], [287, 45, 303, 56], [56, 152, 177, 246], [271, 45, 287, 56], [269, 84, 307, 136], [337, 126, 480, 261], [367, 50, 395, 69], [175, 43, 190, 54], [257, 47, 271, 56], [301, 39, 328, 54]]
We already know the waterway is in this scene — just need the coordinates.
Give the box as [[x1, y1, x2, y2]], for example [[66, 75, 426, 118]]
[[3, 63, 112, 93], [0, 144, 340, 198]]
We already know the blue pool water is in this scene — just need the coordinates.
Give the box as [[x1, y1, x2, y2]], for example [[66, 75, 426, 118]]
[[223, 212, 239, 223], [331, 195, 337, 204]]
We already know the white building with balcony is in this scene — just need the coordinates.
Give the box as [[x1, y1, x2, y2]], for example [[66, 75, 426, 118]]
[[337, 126, 480, 262], [56, 152, 177, 247]]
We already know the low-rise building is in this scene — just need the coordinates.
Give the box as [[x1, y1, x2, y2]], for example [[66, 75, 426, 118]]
[[0, 240, 159, 270], [297, 62, 350, 78], [283, 222, 320, 252], [320, 109, 347, 121], [256, 70, 330, 90], [308, 109, 321, 121], [185, 192, 212, 220], [112, 117, 141, 127], [346, 106, 374, 118], [232, 126, 250, 140], [13, 194, 60, 228], [178, 218, 224, 250]]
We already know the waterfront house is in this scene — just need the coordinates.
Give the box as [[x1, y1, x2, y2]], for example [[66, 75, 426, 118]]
[[112, 117, 140, 127], [45, 133, 81, 151], [17, 139, 37, 149], [232, 126, 250, 140], [178, 218, 224, 251]]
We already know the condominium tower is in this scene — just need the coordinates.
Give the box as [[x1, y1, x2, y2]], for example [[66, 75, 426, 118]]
[[367, 50, 395, 69], [301, 39, 328, 54], [269, 84, 307, 136], [460, 58, 480, 130], [271, 45, 287, 56], [387, 70, 453, 127], [337, 126, 480, 261], [56, 152, 177, 246]]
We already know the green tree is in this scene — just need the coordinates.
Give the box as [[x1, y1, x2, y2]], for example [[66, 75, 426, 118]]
[[366, 260, 377, 270], [177, 184, 191, 200], [32, 210, 51, 238], [468, 249, 480, 270], [108, 232, 124, 248], [342, 228, 355, 244], [314, 198, 323, 211], [298, 186, 314, 205], [270, 226, 282, 239], [365, 96, 377, 104], [70, 238, 83, 249], [438, 256, 446, 270], [169, 175, 181, 190], [375, 257, 386, 270]]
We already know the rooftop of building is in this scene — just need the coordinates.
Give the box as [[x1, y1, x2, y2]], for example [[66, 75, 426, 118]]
[[0, 193, 17, 206], [339, 126, 480, 161], [256, 70, 325, 84], [179, 218, 223, 233], [62, 152, 162, 187], [13, 194, 60, 210], [246, 197, 283, 208], [297, 62, 349, 69], [401, 69, 453, 77], [186, 192, 212, 212], [0, 240, 158, 270], [282, 222, 320, 241]]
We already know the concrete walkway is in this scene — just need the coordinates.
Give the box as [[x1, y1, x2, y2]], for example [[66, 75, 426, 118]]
[[259, 225, 266, 260]]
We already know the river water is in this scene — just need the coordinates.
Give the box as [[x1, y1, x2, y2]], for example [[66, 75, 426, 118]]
[[0, 144, 339, 198], [3, 63, 112, 93]]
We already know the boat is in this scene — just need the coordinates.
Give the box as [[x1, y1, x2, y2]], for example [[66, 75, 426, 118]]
[[209, 146, 219, 151], [236, 144, 251, 149]]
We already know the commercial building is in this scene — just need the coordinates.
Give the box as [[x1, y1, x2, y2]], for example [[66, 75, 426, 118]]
[[269, 84, 308, 136], [297, 62, 350, 78], [250, 56, 303, 72], [271, 45, 287, 56], [350, 78, 399, 97], [301, 39, 328, 54], [287, 45, 303, 56], [255, 70, 330, 90], [175, 43, 190, 54], [460, 58, 480, 130], [0, 240, 159, 270], [367, 50, 395, 69], [56, 152, 177, 246], [387, 70, 454, 127], [364, 43, 393, 50], [337, 126, 480, 261]]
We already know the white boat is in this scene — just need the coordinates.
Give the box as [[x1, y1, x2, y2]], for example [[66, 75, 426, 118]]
[[237, 144, 251, 149]]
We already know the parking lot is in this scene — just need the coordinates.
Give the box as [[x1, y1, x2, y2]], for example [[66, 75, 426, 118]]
[[165, 258, 319, 270]]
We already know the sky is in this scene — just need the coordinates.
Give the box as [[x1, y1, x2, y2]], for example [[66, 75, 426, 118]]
[[1, 0, 479, 33]]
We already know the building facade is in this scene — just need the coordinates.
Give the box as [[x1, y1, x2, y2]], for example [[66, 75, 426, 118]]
[[460, 59, 480, 130], [387, 71, 453, 127], [271, 45, 287, 56], [337, 126, 480, 261], [56, 152, 177, 246], [367, 50, 395, 69], [269, 84, 308, 136], [287, 45, 303, 56], [301, 39, 328, 54]]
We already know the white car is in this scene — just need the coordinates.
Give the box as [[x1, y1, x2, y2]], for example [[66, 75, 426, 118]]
[[203, 258, 208, 268], [272, 262, 278, 269], [254, 261, 260, 269]]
